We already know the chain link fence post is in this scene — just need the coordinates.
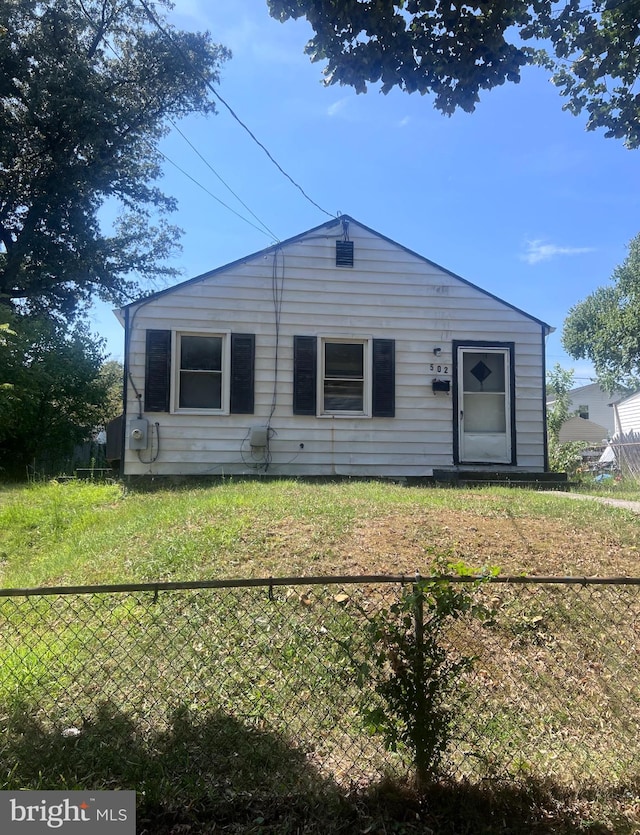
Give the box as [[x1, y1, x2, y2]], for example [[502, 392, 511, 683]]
[[412, 572, 430, 791]]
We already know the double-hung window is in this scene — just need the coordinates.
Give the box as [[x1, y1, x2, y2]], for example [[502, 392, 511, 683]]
[[144, 329, 255, 415], [293, 334, 395, 418], [178, 334, 224, 410], [322, 339, 367, 415]]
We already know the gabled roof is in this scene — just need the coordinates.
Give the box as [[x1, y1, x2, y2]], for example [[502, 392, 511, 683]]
[[558, 416, 609, 444], [120, 215, 551, 332], [614, 389, 640, 408], [547, 382, 617, 407], [569, 382, 622, 403]]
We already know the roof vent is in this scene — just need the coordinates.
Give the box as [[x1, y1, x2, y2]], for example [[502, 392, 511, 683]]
[[336, 240, 354, 267]]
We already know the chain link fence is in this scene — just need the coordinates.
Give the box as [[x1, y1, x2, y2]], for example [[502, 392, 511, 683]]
[[1, 574, 639, 794]]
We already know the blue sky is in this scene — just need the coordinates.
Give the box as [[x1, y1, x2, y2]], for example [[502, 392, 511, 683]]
[[93, 0, 640, 386]]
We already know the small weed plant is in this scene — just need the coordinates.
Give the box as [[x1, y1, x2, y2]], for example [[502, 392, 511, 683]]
[[349, 569, 490, 790]]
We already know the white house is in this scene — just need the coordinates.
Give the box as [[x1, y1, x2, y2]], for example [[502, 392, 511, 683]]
[[547, 382, 625, 445], [558, 416, 610, 445], [597, 391, 640, 475], [612, 390, 640, 436], [116, 216, 552, 479]]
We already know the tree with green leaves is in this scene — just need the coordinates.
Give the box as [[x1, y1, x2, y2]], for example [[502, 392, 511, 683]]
[[97, 359, 124, 425], [0, 322, 15, 426], [546, 364, 576, 440], [0, 313, 113, 476], [0, 0, 229, 320], [546, 364, 586, 474], [563, 233, 640, 392], [267, 0, 640, 148]]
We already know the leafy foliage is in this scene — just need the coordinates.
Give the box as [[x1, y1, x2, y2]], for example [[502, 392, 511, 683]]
[[524, 0, 640, 147], [268, 0, 640, 147], [0, 313, 112, 476], [349, 574, 486, 788], [548, 437, 588, 478], [546, 364, 586, 475], [546, 365, 575, 440], [563, 233, 640, 392], [97, 359, 124, 425], [0, 0, 230, 319]]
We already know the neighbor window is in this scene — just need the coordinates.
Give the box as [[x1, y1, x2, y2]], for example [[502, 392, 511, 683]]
[[322, 339, 367, 414], [178, 334, 224, 410], [578, 404, 589, 419]]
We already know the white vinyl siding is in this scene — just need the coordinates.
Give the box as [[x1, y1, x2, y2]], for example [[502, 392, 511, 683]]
[[566, 383, 620, 436], [614, 392, 640, 435], [123, 220, 547, 476]]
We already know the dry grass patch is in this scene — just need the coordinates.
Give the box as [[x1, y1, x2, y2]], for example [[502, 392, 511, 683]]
[[230, 500, 640, 579], [3, 480, 640, 585]]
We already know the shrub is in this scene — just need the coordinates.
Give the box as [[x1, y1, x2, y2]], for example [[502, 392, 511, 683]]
[[349, 573, 488, 790]]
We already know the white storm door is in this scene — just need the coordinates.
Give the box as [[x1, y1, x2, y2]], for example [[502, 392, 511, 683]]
[[458, 347, 512, 464]]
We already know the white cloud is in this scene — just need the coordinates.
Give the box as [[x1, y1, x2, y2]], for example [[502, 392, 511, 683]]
[[521, 239, 596, 265], [327, 97, 349, 117], [398, 116, 411, 128]]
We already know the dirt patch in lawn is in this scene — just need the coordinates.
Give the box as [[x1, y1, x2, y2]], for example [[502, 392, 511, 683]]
[[336, 508, 640, 577], [253, 505, 640, 579]]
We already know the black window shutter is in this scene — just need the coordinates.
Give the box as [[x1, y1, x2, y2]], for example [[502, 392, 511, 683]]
[[145, 329, 171, 412], [293, 335, 317, 415], [230, 333, 255, 414], [372, 338, 395, 417]]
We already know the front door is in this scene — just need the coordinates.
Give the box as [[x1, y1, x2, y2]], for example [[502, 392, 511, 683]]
[[456, 345, 513, 464]]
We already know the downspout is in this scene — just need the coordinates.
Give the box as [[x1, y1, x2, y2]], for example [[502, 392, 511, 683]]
[[612, 401, 621, 436], [542, 325, 549, 472], [121, 306, 130, 478], [119, 296, 163, 477]]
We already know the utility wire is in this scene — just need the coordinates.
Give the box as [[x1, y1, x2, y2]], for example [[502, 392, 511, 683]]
[[207, 89, 335, 219], [136, 0, 336, 220], [167, 118, 279, 240], [159, 151, 276, 239], [72, 0, 277, 241]]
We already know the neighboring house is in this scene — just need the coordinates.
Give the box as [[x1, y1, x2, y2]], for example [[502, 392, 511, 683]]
[[116, 216, 552, 479], [600, 391, 640, 476], [547, 382, 622, 443], [558, 416, 609, 445], [612, 390, 640, 436]]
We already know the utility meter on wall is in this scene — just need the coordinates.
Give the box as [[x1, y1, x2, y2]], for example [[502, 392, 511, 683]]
[[129, 418, 149, 450]]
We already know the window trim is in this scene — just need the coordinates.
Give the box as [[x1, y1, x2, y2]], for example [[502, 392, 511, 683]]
[[171, 329, 231, 414], [318, 337, 372, 417]]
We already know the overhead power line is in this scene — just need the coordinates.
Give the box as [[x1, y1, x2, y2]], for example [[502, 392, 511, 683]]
[[166, 118, 279, 241], [136, 0, 336, 220], [207, 89, 336, 219], [158, 150, 277, 239], [72, 0, 277, 241]]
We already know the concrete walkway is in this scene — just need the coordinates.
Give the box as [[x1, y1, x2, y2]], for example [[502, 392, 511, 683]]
[[553, 491, 640, 514]]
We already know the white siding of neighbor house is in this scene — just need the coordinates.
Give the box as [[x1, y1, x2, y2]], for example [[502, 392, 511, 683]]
[[122, 221, 547, 477], [613, 392, 640, 435], [565, 383, 620, 436]]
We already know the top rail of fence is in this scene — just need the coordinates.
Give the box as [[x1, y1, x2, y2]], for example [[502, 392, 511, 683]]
[[2, 573, 640, 598]]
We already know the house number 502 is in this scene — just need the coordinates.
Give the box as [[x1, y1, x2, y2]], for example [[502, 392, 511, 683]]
[[429, 363, 449, 373]]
